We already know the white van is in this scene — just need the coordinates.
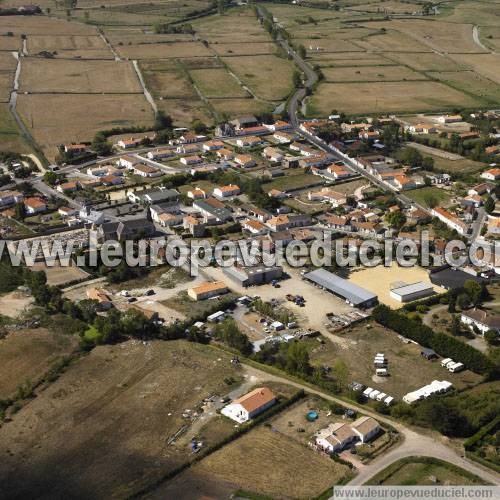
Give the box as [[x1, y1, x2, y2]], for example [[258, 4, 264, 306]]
[[376, 368, 389, 377], [441, 357, 453, 368], [448, 362, 465, 373]]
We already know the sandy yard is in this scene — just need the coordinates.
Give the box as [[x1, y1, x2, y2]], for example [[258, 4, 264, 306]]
[[0, 290, 34, 318], [347, 264, 446, 309]]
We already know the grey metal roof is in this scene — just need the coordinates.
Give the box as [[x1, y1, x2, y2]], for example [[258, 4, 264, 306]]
[[303, 268, 377, 306], [390, 281, 433, 297]]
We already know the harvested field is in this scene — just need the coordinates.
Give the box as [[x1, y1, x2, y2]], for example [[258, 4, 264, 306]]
[[0, 36, 22, 51], [222, 55, 295, 101], [17, 93, 153, 159], [308, 81, 481, 115], [298, 38, 363, 53], [106, 33, 194, 45], [428, 71, 500, 105], [262, 172, 321, 192], [141, 68, 196, 99], [211, 42, 276, 56], [0, 16, 97, 36], [310, 54, 395, 67], [0, 340, 241, 499], [115, 41, 211, 60], [449, 53, 500, 85], [355, 30, 432, 53], [0, 327, 78, 400], [0, 73, 12, 102], [347, 1, 425, 14], [31, 261, 89, 287], [209, 98, 271, 119], [384, 52, 464, 71], [20, 59, 142, 93], [0, 53, 17, 72], [0, 104, 30, 154], [27, 34, 108, 52], [190, 68, 247, 98], [156, 98, 212, 127], [152, 426, 350, 499], [322, 65, 426, 82], [51, 49, 116, 60], [370, 19, 486, 54]]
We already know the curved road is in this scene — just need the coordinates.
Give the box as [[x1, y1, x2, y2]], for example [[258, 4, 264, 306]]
[[243, 363, 500, 485]]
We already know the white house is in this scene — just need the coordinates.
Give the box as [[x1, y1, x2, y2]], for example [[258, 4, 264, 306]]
[[461, 309, 500, 335], [315, 423, 357, 453], [351, 416, 381, 443], [213, 184, 240, 198], [180, 155, 203, 166], [481, 168, 500, 181], [221, 387, 276, 423]]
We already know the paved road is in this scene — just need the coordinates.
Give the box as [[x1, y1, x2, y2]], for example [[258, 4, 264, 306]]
[[242, 363, 500, 486]]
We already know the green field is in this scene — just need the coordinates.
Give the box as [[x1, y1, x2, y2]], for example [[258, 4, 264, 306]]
[[367, 457, 490, 485], [406, 186, 453, 208]]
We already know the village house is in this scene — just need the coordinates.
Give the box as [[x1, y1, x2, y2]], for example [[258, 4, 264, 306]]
[[213, 184, 240, 199], [351, 416, 381, 443], [268, 188, 287, 199], [488, 217, 500, 235], [178, 132, 204, 144], [117, 155, 140, 169], [147, 148, 174, 161], [187, 187, 206, 200], [273, 131, 294, 144], [149, 204, 183, 227], [188, 281, 228, 301], [180, 155, 203, 166], [320, 214, 352, 232], [230, 115, 259, 131], [262, 146, 284, 163], [234, 154, 256, 169], [404, 123, 437, 134], [58, 206, 77, 218], [132, 163, 162, 178], [485, 145, 500, 156], [221, 387, 276, 423], [0, 190, 24, 207], [393, 174, 416, 191], [64, 143, 87, 154], [193, 197, 232, 223], [266, 215, 290, 232], [481, 168, 500, 181], [86, 166, 108, 178], [216, 148, 235, 161], [327, 162, 351, 180], [243, 218, 267, 235], [299, 153, 331, 169], [235, 135, 262, 148], [176, 143, 200, 155], [264, 120, 292, 132], [202, 140, 224, 152], [315, 422, 357, 453], [190, 164, 220, 176], [183, 214, 205, 237], [359, 129, 380, 141], [101, 175, 124, 186], [352, 221, 384, 237], [308, 188, 347, 207], [432, 207, 469, 235], [461, 309, 500, 336], [469, 183, 495, 196], [57, 180, 80, 193], [23, 197, 47, 215], [117, 137, 143, 149], [437, 114, 462, 124]]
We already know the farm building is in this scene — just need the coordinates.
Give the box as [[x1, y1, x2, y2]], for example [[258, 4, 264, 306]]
[[221, 387, 276, 423], [389, 281, 435, 303], [188, 281, 228, 301], [461, 309, 500, 335], [303, 268, 377, 308], [223, 264, 283, 287]]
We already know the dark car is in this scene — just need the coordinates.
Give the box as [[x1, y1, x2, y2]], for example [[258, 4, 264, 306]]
[[144, 289, 155, 296], [127, 297, 137, 303]]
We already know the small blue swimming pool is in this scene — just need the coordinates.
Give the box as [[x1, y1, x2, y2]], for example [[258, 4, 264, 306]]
[[306, 410, 318, 421]]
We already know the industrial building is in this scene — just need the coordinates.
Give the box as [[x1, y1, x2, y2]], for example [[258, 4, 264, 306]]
[[303, 268, 378, 308], [223, 264, 283, 287], [187, 281, 228, 301], [389, 281, 435, 303]]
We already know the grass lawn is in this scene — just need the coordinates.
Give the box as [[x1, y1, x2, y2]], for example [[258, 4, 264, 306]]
[[367, 456, 490, 485], [406, 186, 452, 208], [0, 104, 31, 154], [262, 172, 322, 192]]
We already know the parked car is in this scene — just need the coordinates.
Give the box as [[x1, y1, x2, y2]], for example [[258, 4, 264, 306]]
[[144, 289, 155, 296]]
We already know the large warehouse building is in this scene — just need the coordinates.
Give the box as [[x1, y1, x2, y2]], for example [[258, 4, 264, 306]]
[[303, 268, 378, 308], [224, 264, 283, 287], [389, 281, 435, 303]]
